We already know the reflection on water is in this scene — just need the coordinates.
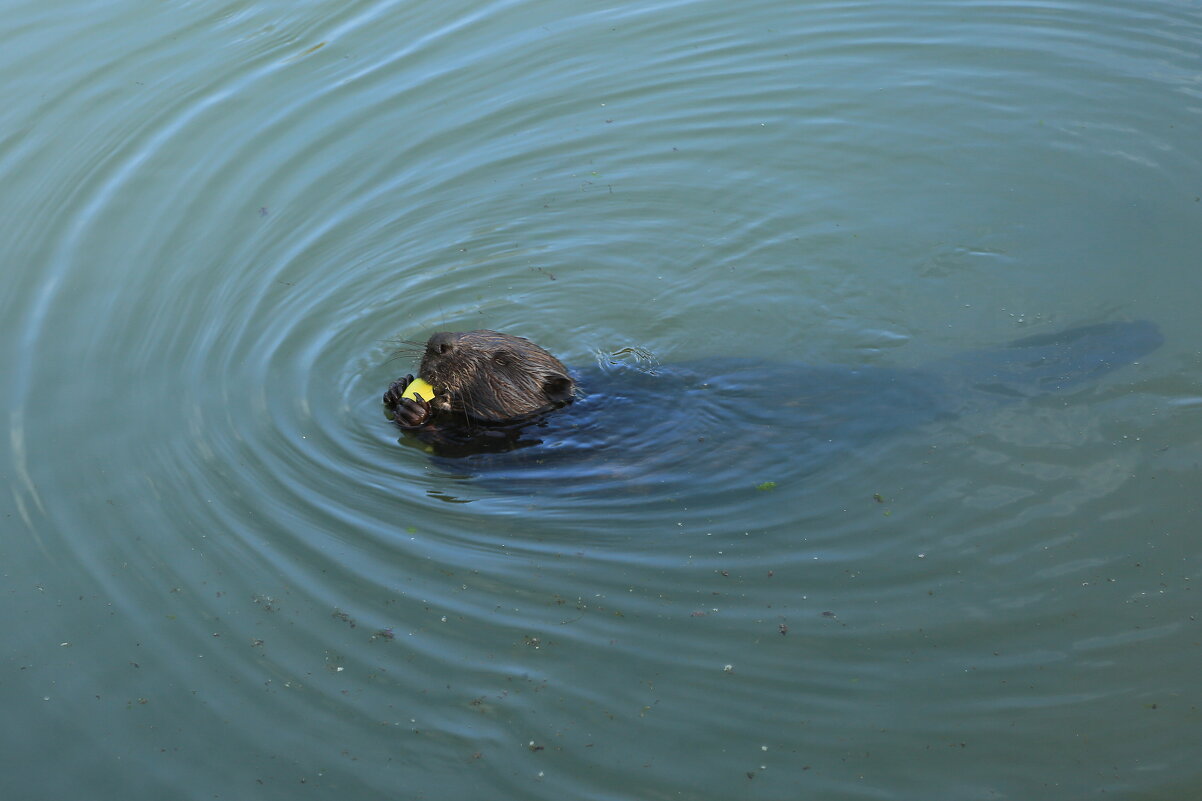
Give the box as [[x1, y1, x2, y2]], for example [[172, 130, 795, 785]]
[[2, 0, 1200, 799]]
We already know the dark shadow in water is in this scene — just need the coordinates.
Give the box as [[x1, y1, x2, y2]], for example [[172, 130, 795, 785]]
[[393, 321, 1163, 504]]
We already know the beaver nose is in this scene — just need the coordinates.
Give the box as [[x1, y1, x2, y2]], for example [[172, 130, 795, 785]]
[[427, 331, 458, 356]]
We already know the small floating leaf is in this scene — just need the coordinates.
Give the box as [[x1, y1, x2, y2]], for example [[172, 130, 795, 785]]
[[285, 41, 328, 63]]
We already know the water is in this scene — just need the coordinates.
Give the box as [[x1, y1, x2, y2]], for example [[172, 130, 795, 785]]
[[3, 0, 1200, 798]]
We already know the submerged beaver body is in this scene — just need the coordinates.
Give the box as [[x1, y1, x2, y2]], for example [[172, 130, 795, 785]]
[[382, 323, 1163, 489]]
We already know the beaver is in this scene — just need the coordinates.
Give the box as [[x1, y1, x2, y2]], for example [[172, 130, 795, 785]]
[[383, 330, 576, 452], [382, 322, 1163, 486]]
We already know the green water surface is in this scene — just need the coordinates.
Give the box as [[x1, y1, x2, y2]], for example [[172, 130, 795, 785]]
[[2, 1, 1200, 799]]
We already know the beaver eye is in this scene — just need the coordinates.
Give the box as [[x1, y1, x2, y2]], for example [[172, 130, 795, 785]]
[[492, 351, 512, 367]]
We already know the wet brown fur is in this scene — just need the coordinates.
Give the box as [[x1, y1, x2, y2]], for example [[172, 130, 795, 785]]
[[384, 330, 575, 427]]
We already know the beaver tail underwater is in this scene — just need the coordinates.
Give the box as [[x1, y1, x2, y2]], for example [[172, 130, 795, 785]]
[[933, 320, 1163, 401]]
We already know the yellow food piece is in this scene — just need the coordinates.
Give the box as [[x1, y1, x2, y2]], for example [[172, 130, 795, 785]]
[[401, 377, 436, 402]]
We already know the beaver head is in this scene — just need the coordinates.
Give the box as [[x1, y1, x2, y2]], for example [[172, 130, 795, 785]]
[[418, 330, 575, 424]]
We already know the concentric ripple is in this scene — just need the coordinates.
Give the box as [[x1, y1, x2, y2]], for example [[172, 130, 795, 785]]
[[2, 0, 1200, 798]]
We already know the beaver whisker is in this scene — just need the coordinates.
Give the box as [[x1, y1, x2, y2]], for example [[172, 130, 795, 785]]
[[379, 338, 426, 350], [381, 339, 426, 366], [456, 381, 486, 425]]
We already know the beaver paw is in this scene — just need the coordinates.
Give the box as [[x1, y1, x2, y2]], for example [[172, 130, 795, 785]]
[[392, 397, 432, 428], [383, 375, 415, 409], [384, 376, 433, 428]]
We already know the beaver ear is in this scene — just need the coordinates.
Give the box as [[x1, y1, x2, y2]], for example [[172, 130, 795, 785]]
[[543, 375, 574, 404]]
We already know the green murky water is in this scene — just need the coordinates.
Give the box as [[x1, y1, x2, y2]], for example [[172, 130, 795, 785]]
[[3, 1, 1200, 798]]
